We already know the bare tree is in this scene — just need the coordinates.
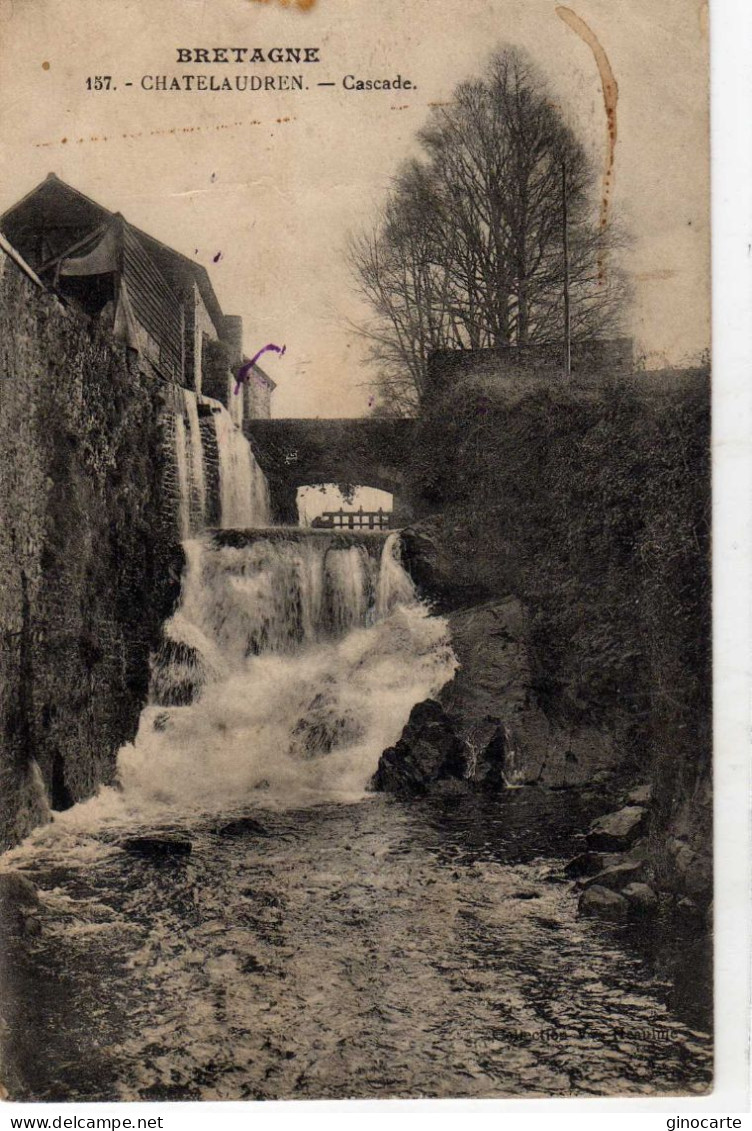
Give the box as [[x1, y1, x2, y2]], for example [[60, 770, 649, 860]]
[[349, 47, 629, 414]]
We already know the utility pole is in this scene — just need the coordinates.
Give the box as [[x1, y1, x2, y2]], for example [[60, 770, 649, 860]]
[[562, 160, 572, 378]]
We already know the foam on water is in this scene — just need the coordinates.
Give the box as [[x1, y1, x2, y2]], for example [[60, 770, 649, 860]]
[[171, 391, 271, 536], [6, 533, 455, 859], [212, 410, 271, 529]]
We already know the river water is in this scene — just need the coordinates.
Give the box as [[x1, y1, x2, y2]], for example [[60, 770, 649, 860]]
[[2, 789, 712, 1101], [0, 493, 712, 1099]]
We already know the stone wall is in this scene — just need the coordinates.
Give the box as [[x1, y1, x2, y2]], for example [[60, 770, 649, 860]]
[[199, 411, 223, 528], [427, 339, 635, 396], [0, 256, 182, 848]]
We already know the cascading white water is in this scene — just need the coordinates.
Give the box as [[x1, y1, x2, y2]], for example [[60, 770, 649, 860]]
[[14, 393, 451, 841], [171, 392, 271, 534], [376, 532, 418, 617], [152, 534, 417, 677], [183, 389, 207, 530], [123, 531, 454, 812], [324, 544, 370, 634], [33, 531, 455, 832], [174, 413, 192, 540], [250, 453, 272, 528], [212, 408, 271, 529]]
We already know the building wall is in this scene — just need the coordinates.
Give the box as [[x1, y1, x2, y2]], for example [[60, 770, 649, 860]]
[[243, 372, 273, 420], [0, 255, 182, 848], [201, 335, 234, 414], [121, 225, 184, 383], [189, 282, 218, 396], [221, 315, 244, 426]]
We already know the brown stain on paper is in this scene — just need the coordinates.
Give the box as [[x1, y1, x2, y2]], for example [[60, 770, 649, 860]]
[[556, 6, 618, 276], [248, 0, 317, 9], [35, 118, 296, 149]]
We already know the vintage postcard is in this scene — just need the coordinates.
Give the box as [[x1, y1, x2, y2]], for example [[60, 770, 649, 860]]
[[0, 0, 732, 1109]]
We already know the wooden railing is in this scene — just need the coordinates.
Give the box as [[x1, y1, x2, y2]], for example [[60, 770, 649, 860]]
[[311, 507, 392, 530]]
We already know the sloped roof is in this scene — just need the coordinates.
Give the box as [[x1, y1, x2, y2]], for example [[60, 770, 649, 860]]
[[0, 173, 225, 331]]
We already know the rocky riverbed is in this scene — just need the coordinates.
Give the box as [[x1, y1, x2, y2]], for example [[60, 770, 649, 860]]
[[1, 790, 711, 1101]]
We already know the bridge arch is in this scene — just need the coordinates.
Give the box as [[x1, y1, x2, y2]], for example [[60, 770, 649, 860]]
[[244, 418, 417, 525]]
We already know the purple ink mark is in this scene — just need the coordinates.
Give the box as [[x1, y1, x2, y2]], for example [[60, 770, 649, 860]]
[[213, 251, 223, 263], [235, 343, 287, 395], [368, 394, 375, 407]]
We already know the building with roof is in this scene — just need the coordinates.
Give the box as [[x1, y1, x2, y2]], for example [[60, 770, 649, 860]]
[[0, 173, 275, 419]]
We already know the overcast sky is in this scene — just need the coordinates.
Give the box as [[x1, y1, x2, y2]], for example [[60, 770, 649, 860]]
[[0, 0, 708, 417]]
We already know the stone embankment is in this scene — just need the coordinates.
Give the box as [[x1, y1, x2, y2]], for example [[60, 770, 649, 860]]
[[0, 252, 181, 848], [569, 786, 711, 926]]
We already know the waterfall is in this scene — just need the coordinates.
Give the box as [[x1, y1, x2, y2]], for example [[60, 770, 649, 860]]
[[44, 531, 455, 826], [376, 532, 418, 616], [174, 413, 191, 540], [171, 392, 271, 535], [153, 534, 384, 672], [212, 408, 271, 529], [118, 530, 455, 813], [183, 390, 206, 530], [324, 544, 370, 634]]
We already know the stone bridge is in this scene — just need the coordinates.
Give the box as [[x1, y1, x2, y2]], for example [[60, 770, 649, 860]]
[[244, 418, 417, 525]]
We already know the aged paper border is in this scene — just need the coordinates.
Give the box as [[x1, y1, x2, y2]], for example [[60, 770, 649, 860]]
[[0, 0, 748, 1122]]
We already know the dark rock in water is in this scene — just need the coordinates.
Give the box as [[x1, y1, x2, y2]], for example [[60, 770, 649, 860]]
[[580, 858, 648, 893], [240, 954, 265, 974], [564, 851, 617, 879], [370, 699, 468, 799], [289, 692, 363, 759], [474, 725, 509, 792], [241, 887, 280, 908], [578, 884, 629, 921], [0, 872, 41, 933], [215, 817, 267, 839], [622, 882, 659, 917], [534, 917, 562, 931], [150, 637, 206, 707], [587, 806, 647, 851], [0, 872, 40, 912], [120, 834, 192, 857], [675, 896, 704, 924], [511, 890, 540, 901], [21, 913, 42, 937]]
